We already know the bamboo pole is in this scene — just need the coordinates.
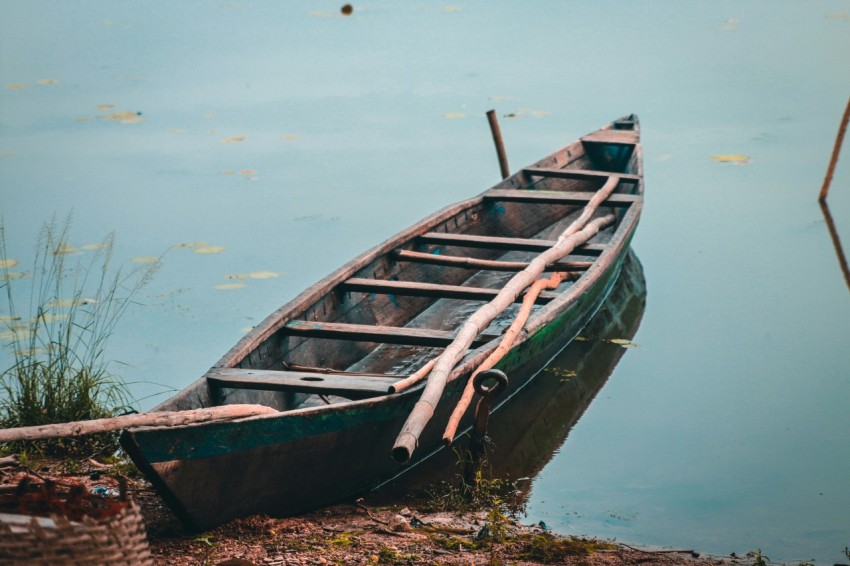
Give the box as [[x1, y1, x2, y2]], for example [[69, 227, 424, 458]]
[[820, 96, 850, 202], [0, 404, 278, 443], [389, 358, 437, 394], [487, 110, 510, 179], [441, 175, 624, 443], [391, 171, 622, 464]]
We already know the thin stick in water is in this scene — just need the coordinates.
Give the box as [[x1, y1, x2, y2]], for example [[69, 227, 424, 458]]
[[820, 96, 850, 202]]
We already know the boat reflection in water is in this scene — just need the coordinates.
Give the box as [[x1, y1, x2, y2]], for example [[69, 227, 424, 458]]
[[372, 249, 646, 505]]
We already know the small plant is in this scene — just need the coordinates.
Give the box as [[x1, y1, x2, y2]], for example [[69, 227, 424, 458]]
[[0, 215, 160, 455], [748, 548, 770, 566]]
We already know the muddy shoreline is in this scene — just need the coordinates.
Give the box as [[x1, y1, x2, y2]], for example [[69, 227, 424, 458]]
[[1, 457, 759, 566]]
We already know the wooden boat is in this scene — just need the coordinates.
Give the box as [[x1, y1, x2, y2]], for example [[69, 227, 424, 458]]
[[120, 115, 644, 530]]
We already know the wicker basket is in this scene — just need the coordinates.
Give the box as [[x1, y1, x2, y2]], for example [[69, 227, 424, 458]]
[[0, 499, 153, 566]]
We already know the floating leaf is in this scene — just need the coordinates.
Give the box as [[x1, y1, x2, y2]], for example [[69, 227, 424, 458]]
[[36, 312, 70, 323], [608, 338, 639, 348], [239, 170, 257, 176], [131, 256, 159, 263], [0, 271, 29, 281], [711, 154, 750, 164], [722, 18, 740, 30], [81, 243, 106, 250], [826, 12, 850, 21], [6, 83, 27, 90], [222, 170, 236, 175], [46, 298, 86, 308], [215, 283, 246, 290], [194, 246, 226, 254], [442, 113, 466, 119], [96, 104, 116, 111], [249, 270, 280, 279], [0, 259, 19, 269], [220, 135, 247, 144], [174, 241, 209, 249], [0, 315, 22, 323], [282, 135, 300, 141], [53, 243, 79, 255], [36, 78, 59, 85], [101, 110, 144, 124], [75, 117, 95, 123], [224, 273, 250, 280]]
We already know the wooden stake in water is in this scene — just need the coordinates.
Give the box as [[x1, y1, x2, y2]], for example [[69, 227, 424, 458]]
[[819, 96, 850, 202], [487, 109, 510, 179]]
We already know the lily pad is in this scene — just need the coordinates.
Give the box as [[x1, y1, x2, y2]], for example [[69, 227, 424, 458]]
[[0, 315, 22, 323], [220, 135, 247, 144], [81, 243, 106, 250], [711, 154, 750, 164], [174, 242, 209, 249], [53, 243, 78, 255], [442, 113, 466, 119], [0, 259, 18, 269], [0, 271, 29, 281], [249, 270, 280, 279], [282, 135, 300, 141], [6, 83, 27, 90], [215, 283, 246, 290], [131, 256, 159, 264], [194, 246, 226, 255]]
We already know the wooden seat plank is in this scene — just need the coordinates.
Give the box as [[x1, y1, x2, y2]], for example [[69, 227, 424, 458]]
[[206, 368, 395, 399], [522, 167, 640, 183], [581, 130, 639, 145], [283, 320, 501, 347], [393, 249, 592, 272], [340, 278, 558, 304], [484, 189, 639, 207], [417, 233, 606, 256]]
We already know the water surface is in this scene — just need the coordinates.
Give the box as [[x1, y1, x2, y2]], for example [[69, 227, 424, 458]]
[[2, 2, 849, 563]]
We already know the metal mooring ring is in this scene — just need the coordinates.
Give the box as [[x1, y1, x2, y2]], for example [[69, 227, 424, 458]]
[[473, 369, 508, 398]]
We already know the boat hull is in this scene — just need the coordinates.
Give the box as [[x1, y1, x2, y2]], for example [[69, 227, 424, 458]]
[[122, 235, 634, 529], [121, 115, 645, 530]]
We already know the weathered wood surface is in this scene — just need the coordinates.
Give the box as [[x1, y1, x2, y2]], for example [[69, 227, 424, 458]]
[[441, 176, 624, 442], [206, 368, 396, 399], [0, 405, 277, 443], [484, 189, 639, 207], [392, 212, 617, 463], [340, 278, 559, 304], [394, 249, 591, 272], [283, 320, 501, 347], [523, 167, 641, 183], [581, 129, 639, 145], [417, 232, 606, 255]]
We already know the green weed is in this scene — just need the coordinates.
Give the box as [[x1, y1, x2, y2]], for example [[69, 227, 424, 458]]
[[0, 215, 160, 455]]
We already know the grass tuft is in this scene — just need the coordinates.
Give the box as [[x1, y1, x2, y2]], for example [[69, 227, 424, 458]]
[[0, 215, 160, 455]]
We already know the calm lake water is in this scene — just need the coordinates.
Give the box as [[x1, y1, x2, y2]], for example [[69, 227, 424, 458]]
[[2, 1, 850, 563]]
